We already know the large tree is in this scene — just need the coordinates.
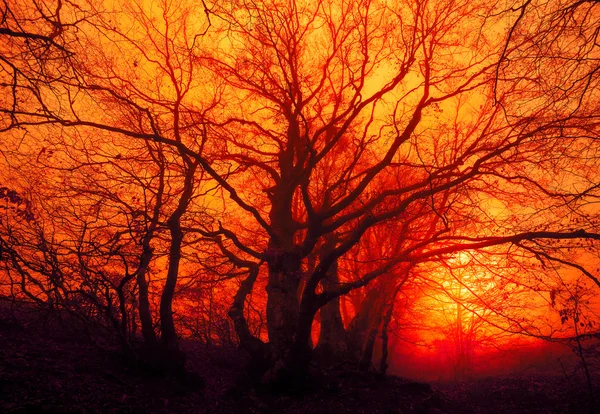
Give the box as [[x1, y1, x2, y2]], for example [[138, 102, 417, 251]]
[[196, 0, 600, 382], [2, 0, 600, 386]]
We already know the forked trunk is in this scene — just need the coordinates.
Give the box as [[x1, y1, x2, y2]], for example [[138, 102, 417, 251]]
[[229, 265, 272, 379], [264, 247, 303, 381], [315, 294, 347, 363], [346, 288, 381, 361], [281, 298, 318, 382], [358, 317, 383, 372], [314, 236, 348, 363]]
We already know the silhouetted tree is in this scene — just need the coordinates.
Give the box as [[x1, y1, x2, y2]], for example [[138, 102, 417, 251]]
[[2, 0, 600, 388]]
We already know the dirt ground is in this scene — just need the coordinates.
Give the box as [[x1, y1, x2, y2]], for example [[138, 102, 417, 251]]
[[0, 313, 596, 413]]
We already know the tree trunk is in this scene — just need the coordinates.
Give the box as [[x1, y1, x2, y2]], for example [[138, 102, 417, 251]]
[[346, 288, 381, 361], [315, 293, 347, 362], [158, 218, 186, 374], [350, 275, 407, 371], [358, 319, 381, 372], [136, 144, 164, 349], [264, 182, 303, 380], [116, 285, 133, 355], [264, 247, 302, 379], [229, 264, 272, 380], [137, 245, 157, 347], [156, 161, 196, 375], [314, 236, 348, 364], [281, 297, 318, 383], [380, 281, 404, 375], [379, 300, 395, 375]]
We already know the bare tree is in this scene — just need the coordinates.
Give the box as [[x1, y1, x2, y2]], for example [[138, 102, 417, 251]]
[[2, 0, 600, 388]]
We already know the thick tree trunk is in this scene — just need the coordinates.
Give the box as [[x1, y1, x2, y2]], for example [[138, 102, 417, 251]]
[[315, 294, 347, 362], [280, 297, 318, 383], [266, 257, 301, 352], [358, 319, 382, 372], [348, 275, 406, 371], [264, 182, 304, 381], [346, 288, 381, 361], [314, 236, 348, 364], [229, 265, 272, 379], [358, 288, 391, 373], [264, 247, 302, 380]]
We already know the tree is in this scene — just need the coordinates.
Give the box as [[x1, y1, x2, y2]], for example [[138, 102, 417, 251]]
[[2, 0, 600, 388], [196, 0, 600, 383], [1, 0, 219, 374]]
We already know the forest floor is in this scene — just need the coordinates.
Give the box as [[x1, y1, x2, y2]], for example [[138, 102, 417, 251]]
[[0, 312, 597, 413]]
